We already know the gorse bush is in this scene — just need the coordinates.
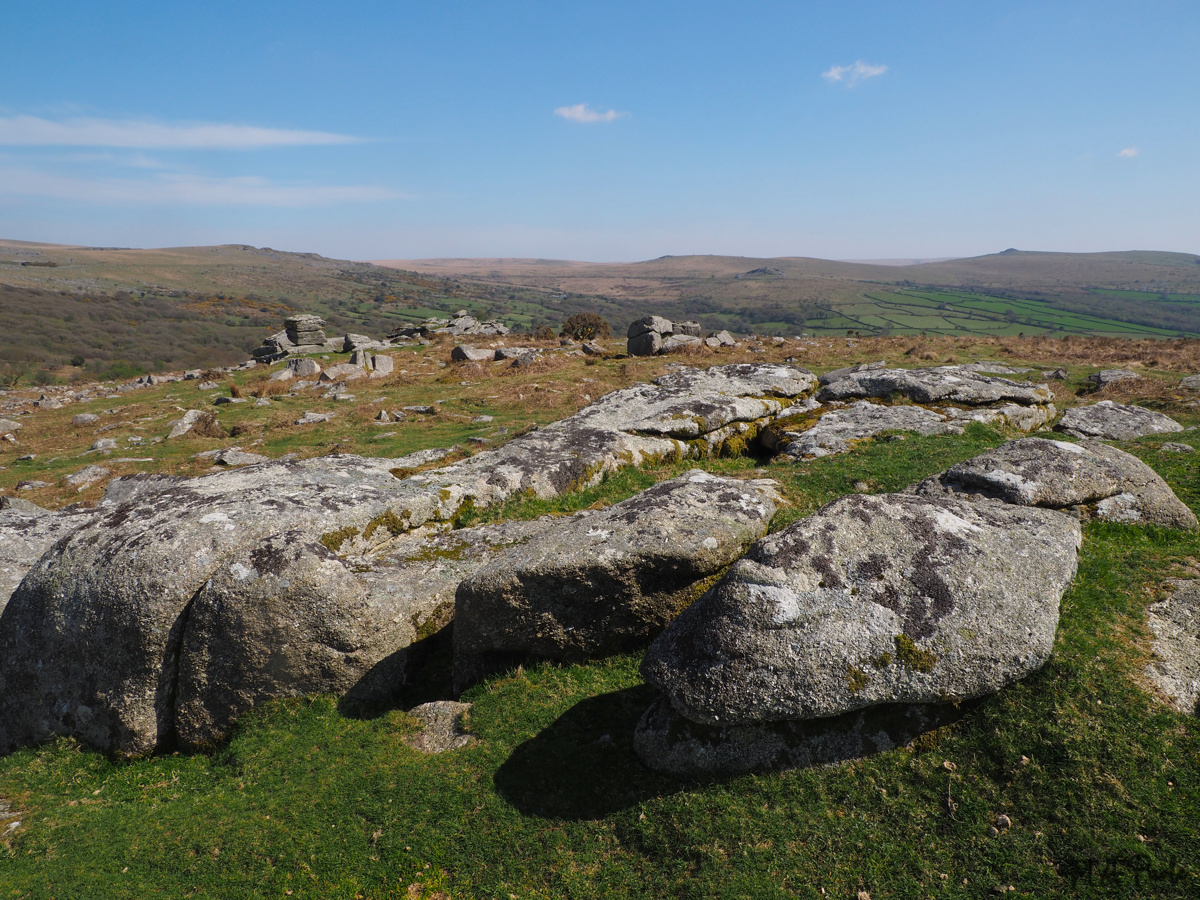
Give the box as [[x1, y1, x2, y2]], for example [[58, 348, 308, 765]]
[[560, 312, 612, 341]]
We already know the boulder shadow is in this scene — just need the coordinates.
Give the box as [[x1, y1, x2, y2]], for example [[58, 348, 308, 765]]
[[493, 685, 687, 820], [338, 622, 457, 720]]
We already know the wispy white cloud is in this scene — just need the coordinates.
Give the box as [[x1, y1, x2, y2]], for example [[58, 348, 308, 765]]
[[822, 61, 888, 87], [0, 115, 361, 149], [0, 167, 404, 206], [1117, 147, 1138, 158], [553, 104, 627, 124]]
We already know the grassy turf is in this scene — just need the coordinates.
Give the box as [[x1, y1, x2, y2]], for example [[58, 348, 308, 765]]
[[2, 424, 1197, 898]]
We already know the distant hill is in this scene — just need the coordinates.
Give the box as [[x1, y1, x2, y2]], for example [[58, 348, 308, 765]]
[[2, 242, 1198, 384]]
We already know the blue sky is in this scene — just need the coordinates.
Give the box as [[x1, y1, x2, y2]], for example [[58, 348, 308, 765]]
[[2, 0, 1197, 261]]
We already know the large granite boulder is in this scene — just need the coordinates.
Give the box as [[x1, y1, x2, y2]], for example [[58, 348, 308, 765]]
[[818, 366, 1052, 407], [453, 471, 784, 691], [1056, 401, 1183, 441], [642, 493, 1081, 727], [909, 438, 1197, 530], [285, 315, 327, 347], [1088, 369, 1140, 388], [1145, 579, 1200, 715]]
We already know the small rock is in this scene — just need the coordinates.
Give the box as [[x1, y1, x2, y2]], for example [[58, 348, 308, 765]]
[[197, 381, 220, 390], [90, 438, 118, 451], [213, 396, 247, 406], [213, 449, 268, 467], [295, 411, 334, 426], [1160, 442, 1194, 453], [16, 481, 50, 491], [451, 345, 496, 363], [72, 413, 99, 426], [402, 702, 475, 753], [375, 410, 391, 422], [64, 465, 111, 490], [1089, 368, 1141, 388], [996, 814, 1012, 829]]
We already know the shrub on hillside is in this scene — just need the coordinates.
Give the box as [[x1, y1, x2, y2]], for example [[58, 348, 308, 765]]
[[560, 313, 612, 341]]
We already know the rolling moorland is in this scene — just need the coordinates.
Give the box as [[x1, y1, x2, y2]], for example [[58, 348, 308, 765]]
[[4, 240, 1200, 387], [0, 316, 1198, 897]]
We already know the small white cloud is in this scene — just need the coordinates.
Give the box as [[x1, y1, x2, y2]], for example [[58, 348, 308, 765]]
[[1117, 147, 1139, 158], [822, 60, 888, 87], [0, 115, 361, 149], [553, 104, 627, 124]]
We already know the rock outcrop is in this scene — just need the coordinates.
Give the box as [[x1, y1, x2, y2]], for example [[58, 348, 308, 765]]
[[0, 363, 816, 756], [1056, 401, 1184, 441], [0, 503, 95, 615], [818, 366, 1053, 407], [909, 438, 1197, 530], [453, 471, 784, 691]]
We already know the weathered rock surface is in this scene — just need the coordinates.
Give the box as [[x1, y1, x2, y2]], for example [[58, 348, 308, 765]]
[[643, 492, 1081, 726], [775, 401, 960, 458], [0, 504, 95, 615], [1056, 401, 1184, 441], [167, 410, 206, 439], [371, 354, 394, 377], [818, 366, 1053, 407], [627, 316, 673, 339], [818, 360, 887, 385], [0, 419, 21, 437], [661, 334, 702, 353], [1089, 368, 1141, 388], [453, 471, 784, 691], [64, 465, 111, 490], [72, 413, 99, 426], [285, 315, 327, 346], [1180, 374, 1200, 391], [318, 364, 368, 383], [287, 358, 322, 378], [627, 331, 663, 357], [909, 438, 1197, 530], [634, 694, 961, 777], [451, 345, 495, 363], [1145, 579, 1200, 715], [402, 701, 475, 753]]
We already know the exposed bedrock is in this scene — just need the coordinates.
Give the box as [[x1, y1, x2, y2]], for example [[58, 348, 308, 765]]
[[909, 437, 1197, 530], [816, 366, 1054, 406], [1055, 400, 1184, 442], [0, 363, 815, 756], [453, 470, 783, 693]]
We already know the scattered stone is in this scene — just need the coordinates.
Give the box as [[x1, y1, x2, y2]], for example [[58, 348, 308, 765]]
[[581, 340, 605, 356], [1180, 374, 1200, 390], [675, 321, 702, 336], [255, 398, 271, 407], [708, 330, 736, 347], [661, 334, 702, 353], [268, 368, 295, 382], [1160, 442, 1194, 453], [1145, 579, 1200, 715], [197, 381, 220, 390], [1040, 368, 1069, 381], [32, 397, 62, 410], [910, 438, 1197, 530], [343, 333, 382, 352], [0, 419, 21, 437], [288, 358, 322, 378], [451, 345, 496, 363], [643, 493, 1080, 728], [494, 347, 538, 361], [472, 415, 494, 423], [168, 409, 206, 439], [1089, 368, 1141, 388], [318, 364, 368, 383], [349, 349, 374, 370], [90, 438, 118, 451], [213, 449, 268, 467], [72, 413, 99, 426], [375, 410, 392, 422], [453, 471, 785, 691], [371, 354, 394, 377], [295, 411, 334, 426], [402, 702, 475, 753], [212, 396, 247, 405], [64, 465, 111, 490], [1056, 401, 1183, 441], [404, 405, 437, 415], [15, 481, 50, 491]]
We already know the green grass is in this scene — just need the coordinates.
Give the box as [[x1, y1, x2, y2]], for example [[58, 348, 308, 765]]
[[4, 424, 1196, 897]]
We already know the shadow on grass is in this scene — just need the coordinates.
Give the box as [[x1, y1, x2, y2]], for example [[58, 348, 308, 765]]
[[493, 685, 686, 820]]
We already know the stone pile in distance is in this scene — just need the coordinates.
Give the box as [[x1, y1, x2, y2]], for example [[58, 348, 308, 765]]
[[627, 316, 736, 355]]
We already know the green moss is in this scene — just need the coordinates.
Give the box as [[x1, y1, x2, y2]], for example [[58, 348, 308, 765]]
[[870, 652, 893, 669], [846, 664, 869, 694], [893, 634, 938, 673], [411, 601, 454, 641], [362, 510, 407, 541], [451, 496, 477, 529], [319, 526, 360, 553], [403, 538, 470, 564]]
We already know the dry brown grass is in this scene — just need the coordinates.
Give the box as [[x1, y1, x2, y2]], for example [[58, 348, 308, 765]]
[[191, 412, 226, 439], [248, 378, 290, 399]]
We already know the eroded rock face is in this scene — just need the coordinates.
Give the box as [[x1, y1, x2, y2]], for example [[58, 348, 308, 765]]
[[642, 493, 1081, 726], [1056, 401, 1183, 442], [775, 401, 960, 458], [453, 471, 784, 692], [909, 438, 1197, 530], [818, 366, 1052, 407], [1145, 579, 1200, 715]]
